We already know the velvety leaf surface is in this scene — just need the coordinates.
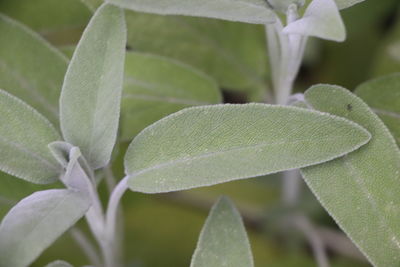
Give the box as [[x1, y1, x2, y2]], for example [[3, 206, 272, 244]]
[[0, 14, 68, 125], [107, 0, 275, 24], [301, 85, 400, 267], [0, 189, 91, 267], [125, 104, 370, 193], [0, 89, 61, 183], [121, 52, 221, 140], [190, 197, 253, 267], [355, 73, 400, 146], [44, 260, 74, 267], [60, 3, 126, 169], [124, 12, 269, 100], [284, 0, 346, 42]]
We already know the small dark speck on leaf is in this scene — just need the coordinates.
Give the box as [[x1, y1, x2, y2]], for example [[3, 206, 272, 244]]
[[347, 104, 353, 111]]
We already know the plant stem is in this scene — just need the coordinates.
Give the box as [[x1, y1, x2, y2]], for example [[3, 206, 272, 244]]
[[70, 227, 103, 267]]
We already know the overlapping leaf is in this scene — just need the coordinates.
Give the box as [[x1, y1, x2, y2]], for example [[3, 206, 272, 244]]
[[301, 85, 400, 267], [125, 104, 370, 193]]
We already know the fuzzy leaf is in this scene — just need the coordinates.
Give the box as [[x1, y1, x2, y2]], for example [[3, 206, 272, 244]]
[[125, 104, 370, 193], [0, 189, 91, 267], [60, 3, 126, 169], [355, 73, 400, 146], [0, 89, 61, 183], [284, 0, 346, 42], [301, 85, 400, 267], [335, 0, 366, 9], [107, 0, 275, 24], [0, 14, 68, 126], [45, 260, 74, 267], [190, 196, 253, 267], [121, 52, 221, 140]]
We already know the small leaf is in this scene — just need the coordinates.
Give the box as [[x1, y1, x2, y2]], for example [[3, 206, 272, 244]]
[[125, 104, 370, 193], [107, 0, 275, 24], [283, 0, 346, 42], [0, 89, 61, 183], [301, 85, 400, 267], [355, 73, 400, 146], [60, 3, 127, 169], [190, 196, 253, 267], [0, 14, 68, 126], [0, 189, 91, 267], [121, 52, 221, 140], [45, 260, 74, 267]]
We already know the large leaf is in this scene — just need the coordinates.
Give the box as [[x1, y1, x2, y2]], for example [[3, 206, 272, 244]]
[[121, 52, 222, 140], [0, 14, 68, 126], [44, 260, 74, 267], [125, 12, 269, 100], [355, 73, 400, 146], [284, 0, 346, 42], [301, 85, 400, 267], [190, 197, 253, 267], [0, 89, 61, 184], [0, 189, 91, 267], [107, 0, 275, 24], [124, 104, 370, 193], [60, 3, 126, 169]]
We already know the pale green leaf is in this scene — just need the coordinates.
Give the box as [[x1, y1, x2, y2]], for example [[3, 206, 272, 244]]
[[45, 260, 74, 267], [301, 85, 400, 267], [335, 0, 366, 9], [107, 0, 275, 24], [60, 3, 127, 169], [0, 189, 91, 267], [0, 14, 68, 126], [190, 196, 253, 267], [121, 52, 222, 140], [124, 12, 269, 100], [0, 89, 61, 184], [355, 73, 400, 146], [125, 104, 370, 193], [284, 0, 346, 42], [268, 0, 305, 12]]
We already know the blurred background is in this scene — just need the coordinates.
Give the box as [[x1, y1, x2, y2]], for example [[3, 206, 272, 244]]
[[0, 0, 399, 266]]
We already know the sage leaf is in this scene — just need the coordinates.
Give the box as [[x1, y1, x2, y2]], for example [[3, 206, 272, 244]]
[[0, 14, 68, 126], [60, 3, 127, 169], [0, 189, 91, 267], [355, 73, 400, 146], [190, 196, 253, 267], [125, 104, 370, 193], [335, 0, 366, 9], [283, 0, 346, 42], [0, 89, 61, 183], [121, 52, 222, 140], [301, 85, 400, 267], [107, 0, 275, 25], [45, 260, 74, 267]]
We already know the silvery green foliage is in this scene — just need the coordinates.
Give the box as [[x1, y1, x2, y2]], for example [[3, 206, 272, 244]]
[[0, 14, 68, 126], [125, 104, 370, 193], [267, 0, 305, 12], [45, 260, 74, 267], [60, 3, 127, 169], [0, 89, 61, 184], [335, 0, 366, 9], [283, 0, 346, 42], [0, 189, 91, 267], [106, 0, 275, 24], [121, 52, 221, 140], [355, 73, 400, 146], [190, 197, 253, 267], [301, 85, 400, 267]]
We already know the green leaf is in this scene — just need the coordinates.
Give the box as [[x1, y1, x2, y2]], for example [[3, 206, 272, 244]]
[[60, 3, 126, 169], [107, 0, 275, 24], [283, 0, 346, 42], [125, 104, 370, 193], [355, 73, 400, 146], [268, 0, 305, 12], [301, 85, 400, 267], [0, 89, 61, 184], [44, 260, 74, 267], [124, 12, 269, 100], [335, 0, 366, 9], [121, 52, 222, 140], [190, 196, 253, 267], [0, 14, 68, 126], [0, 189, 91, 267]]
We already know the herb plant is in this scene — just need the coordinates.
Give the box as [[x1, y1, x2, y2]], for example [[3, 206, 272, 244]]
[[0, 0, 399, 267]]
